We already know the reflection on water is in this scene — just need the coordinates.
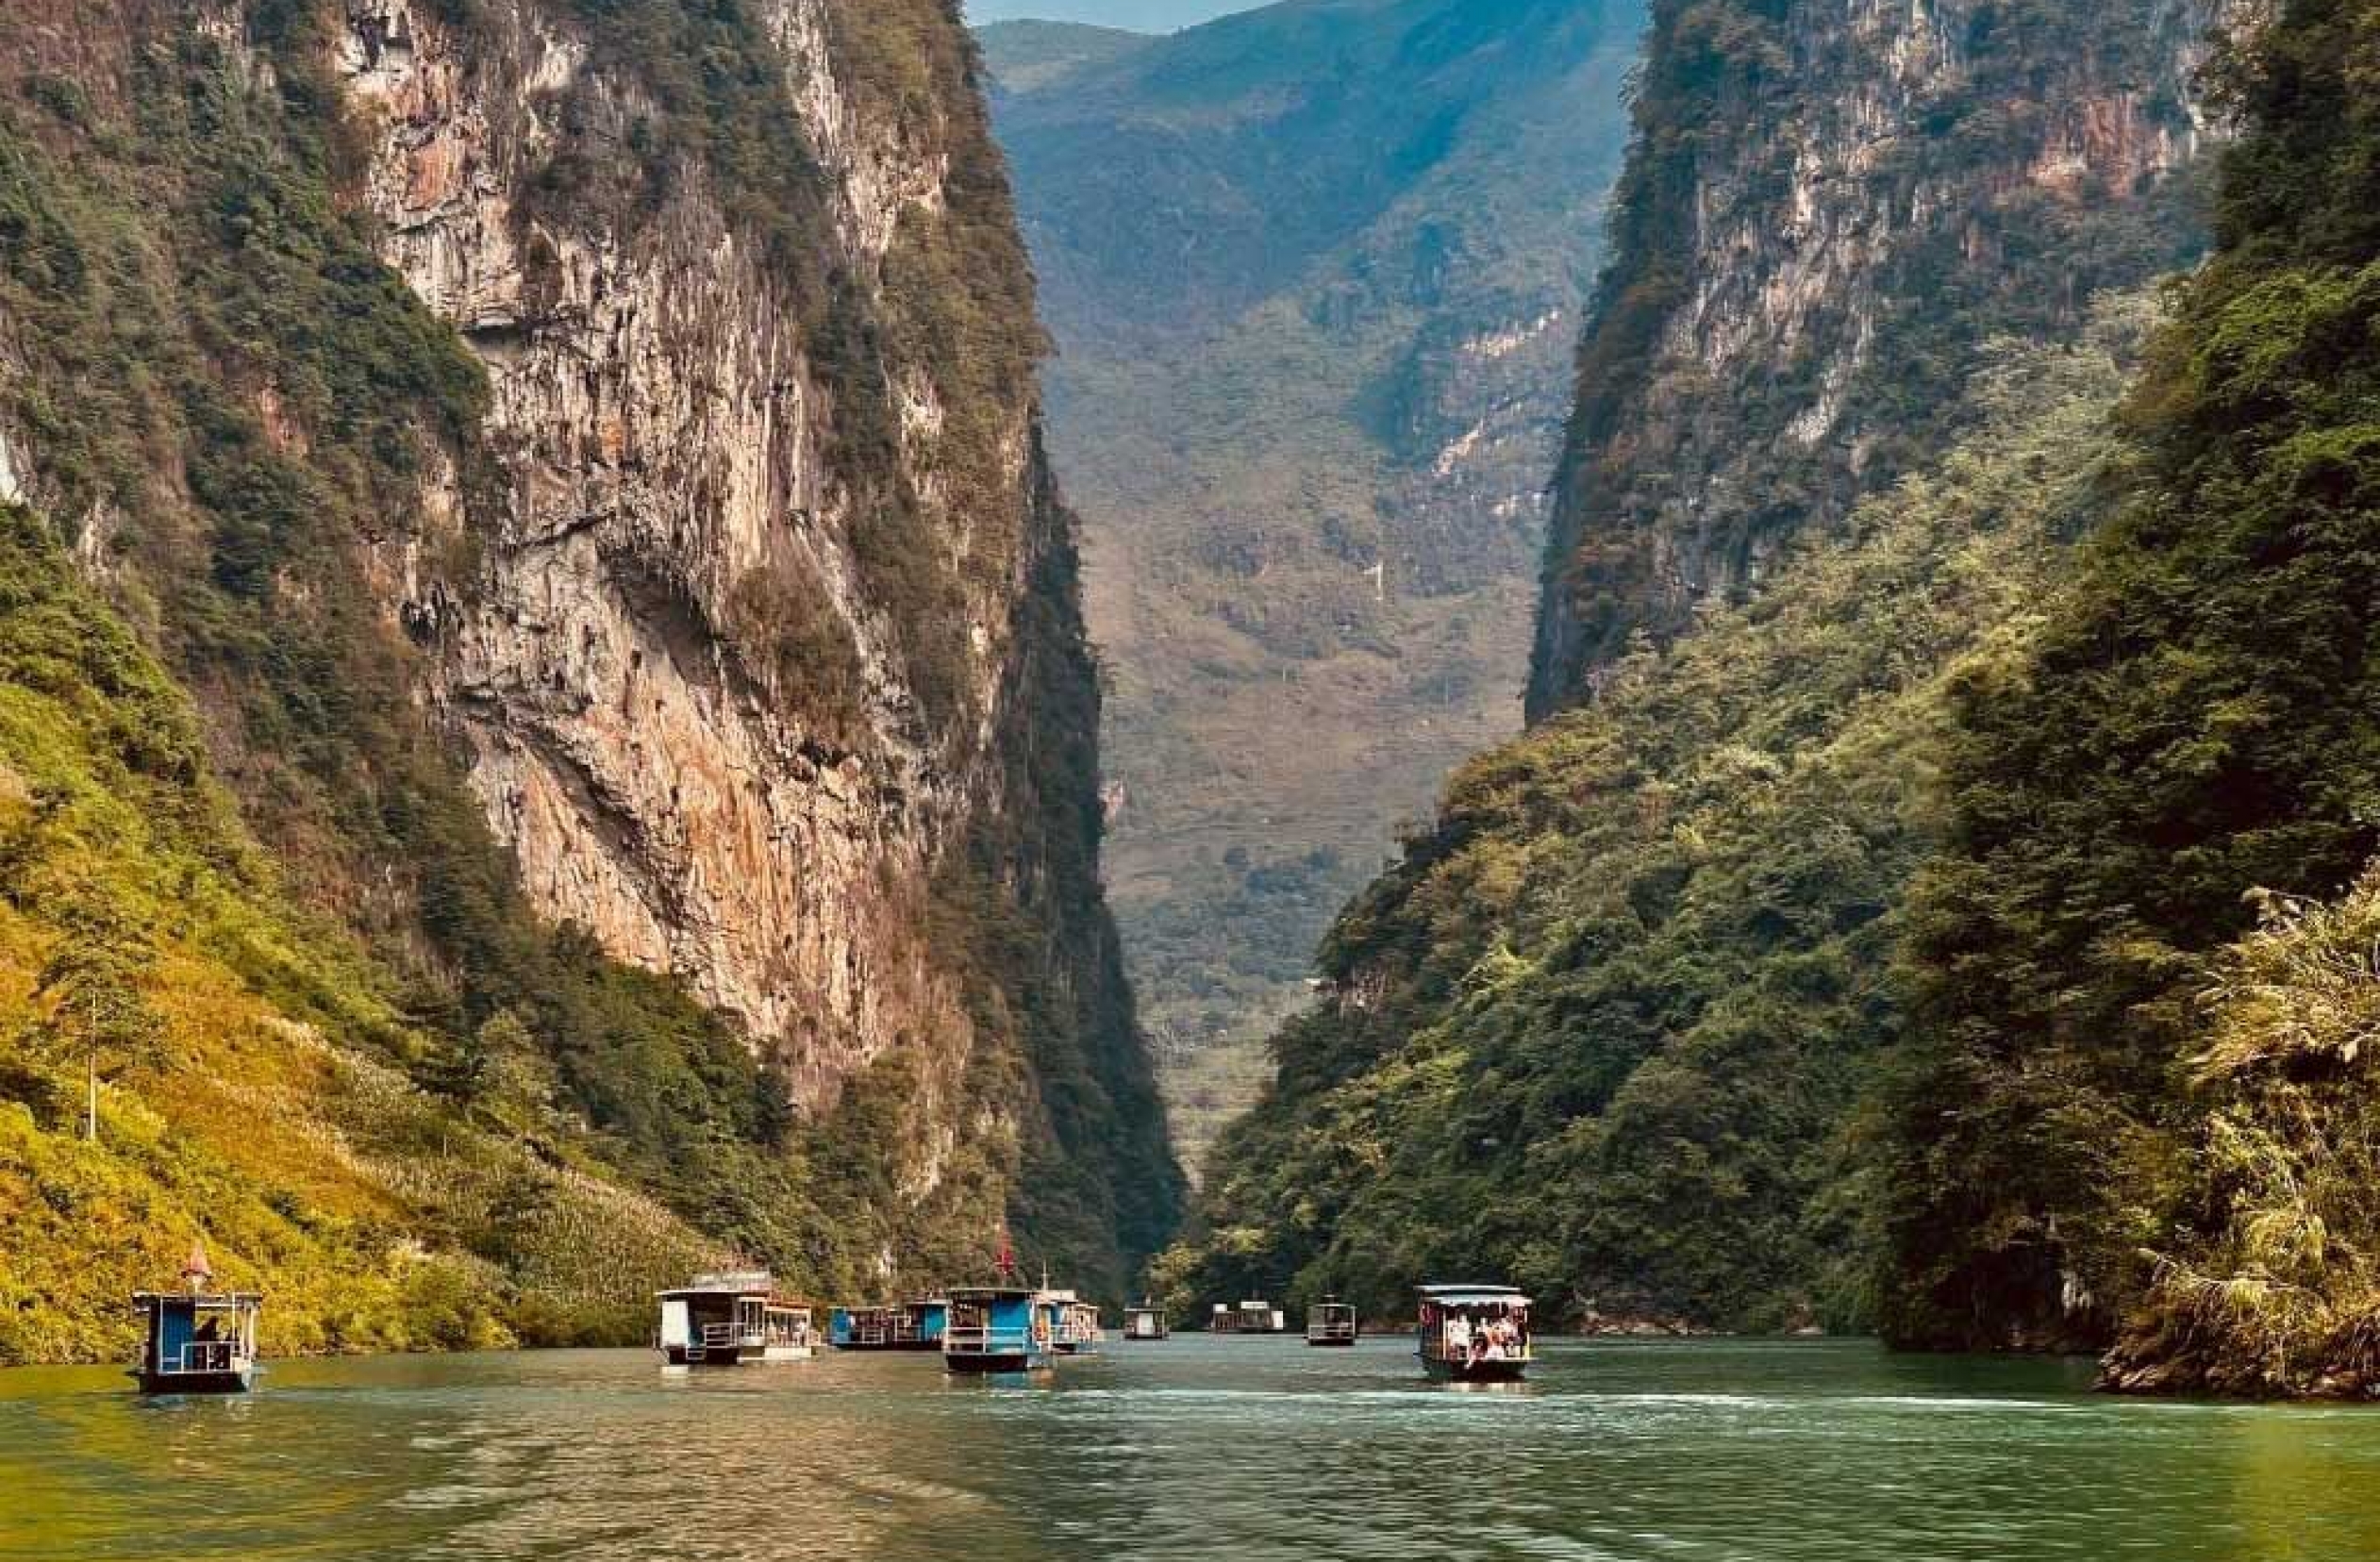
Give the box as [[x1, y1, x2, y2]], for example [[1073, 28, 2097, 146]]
[[2, 1338, 2376, 1561]]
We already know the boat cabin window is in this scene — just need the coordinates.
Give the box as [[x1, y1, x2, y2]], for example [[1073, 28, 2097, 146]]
[[1419, 1300, 1532, 1362]]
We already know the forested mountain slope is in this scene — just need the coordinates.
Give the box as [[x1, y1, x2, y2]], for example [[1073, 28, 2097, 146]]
[[0, 0, 1176, 1363], [1160, 0, 2234, 1329], [986, 0, 1643, 1168], [1883, 0, 2380, 1395], [1165, 305, 2156, 1326]]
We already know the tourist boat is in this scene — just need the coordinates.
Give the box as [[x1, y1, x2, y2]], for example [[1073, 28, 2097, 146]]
[[1415, 1284, 1534, 1382], [943, 1285, 1055, 1373], [899, 1297, 951, 1351], [1050, 1294, 1104, 1355], [1209, 1299, 1288, 1334], [131, 1242, 258, 1394], [829, 1298, 949, 1352], [1305, 1297, 1359, 1347], [1123, 1300, 1168, 1340], [657, 1271, 816, 1366]]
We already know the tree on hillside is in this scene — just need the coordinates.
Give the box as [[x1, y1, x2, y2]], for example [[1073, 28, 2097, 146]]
[[34, 887, 163, 1141]]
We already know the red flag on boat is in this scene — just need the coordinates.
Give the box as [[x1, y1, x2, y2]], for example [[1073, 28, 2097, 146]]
[[182, 1238, 213, 1288], [996, 1234, 1016, 1280]]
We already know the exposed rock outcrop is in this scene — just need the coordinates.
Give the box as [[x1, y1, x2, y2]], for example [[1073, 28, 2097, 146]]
[[1528, 0, 2234, 714]]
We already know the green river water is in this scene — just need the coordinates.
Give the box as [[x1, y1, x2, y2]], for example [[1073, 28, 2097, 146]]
[[1, 1338, 2375, 1561]]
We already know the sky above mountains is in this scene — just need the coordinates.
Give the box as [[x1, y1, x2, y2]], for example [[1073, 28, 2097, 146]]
[[965, 0, 1257, 28]]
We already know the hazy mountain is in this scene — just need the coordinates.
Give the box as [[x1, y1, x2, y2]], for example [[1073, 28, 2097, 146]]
[[976, 20, 1154, 91], [985, 0, 1644, 1170], [968, 1, 1257, 28]]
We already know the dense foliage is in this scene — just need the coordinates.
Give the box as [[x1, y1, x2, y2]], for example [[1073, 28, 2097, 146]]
[[1159, 308, 2153, 1327], [2098, 873, 2380, 1397], [0, 505, 725, 1363], [1879, 0, 2380, 1362]]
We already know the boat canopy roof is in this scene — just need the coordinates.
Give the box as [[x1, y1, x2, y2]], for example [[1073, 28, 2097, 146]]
[[949, 1285, 1039, 1301], [132, 1292, 260, 1308], [657, 1270, 793, 1301], [1417, 1284, 1532, 1307]]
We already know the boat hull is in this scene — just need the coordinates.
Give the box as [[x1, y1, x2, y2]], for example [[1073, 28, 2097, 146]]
[[668, 1343, 813, 1366], [1307, 1337, 1359, 1348], [943, 1350, 1051, 1373], [1420, 1354, 1528, 1384], [134, 1366, 255, 1395]]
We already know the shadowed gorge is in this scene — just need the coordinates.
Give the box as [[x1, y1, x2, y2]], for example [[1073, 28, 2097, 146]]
[[984, 0, 1643, 1171]]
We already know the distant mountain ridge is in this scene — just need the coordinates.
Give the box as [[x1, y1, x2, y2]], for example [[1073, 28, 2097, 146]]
[[968, 1, 1249, 28], [984, 0, 1644, 1169], [975, 21, 1152, 92]]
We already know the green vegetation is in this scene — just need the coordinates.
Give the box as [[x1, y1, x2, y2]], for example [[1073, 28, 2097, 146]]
[[988, 0, 1644, 1171], [2099, 873, 2380, 1397], [0, 0, 1177, 1353], [1878, 0, 2380, 1368], [0, 504, 723, 1365], [1159, 305, 2155, 1327]]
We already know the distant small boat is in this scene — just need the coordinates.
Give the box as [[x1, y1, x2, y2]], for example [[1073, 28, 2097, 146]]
[[943, 1285, 1055, 1372], [1305, 1297, 1359, 1347], [1123, 1299, 1169, 1340], [830, 1298, 948, 1352], [1210, 1299, 1287, 1334], [1049, 1294, 1104, 1355], [131, 1241, 258, 1394], [657, 1271, 817, 1366], [1415, 1284, 1533, 1383]]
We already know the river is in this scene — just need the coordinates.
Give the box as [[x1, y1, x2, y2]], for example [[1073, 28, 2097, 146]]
[[2, 1338, 2374, 1560]]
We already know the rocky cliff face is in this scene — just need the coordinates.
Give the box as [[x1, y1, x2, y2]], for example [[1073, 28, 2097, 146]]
[[341, 0, 986, 1100], [0, 0, 1177, 1304], [341, 0, 1179, 1278], [1528, 0, 2228, 713]]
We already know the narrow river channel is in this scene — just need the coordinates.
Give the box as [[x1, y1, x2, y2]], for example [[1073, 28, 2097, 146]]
[[3, 1338, 2374, 1560]]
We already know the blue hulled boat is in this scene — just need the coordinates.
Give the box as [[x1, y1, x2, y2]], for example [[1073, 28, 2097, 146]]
[[942, 1286, 1053, 1373], [131, 1242, 258, 1394]]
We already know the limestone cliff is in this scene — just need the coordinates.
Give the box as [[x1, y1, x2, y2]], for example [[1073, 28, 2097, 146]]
[[0, 0, 1177, 1311], [342, 0, 1018, 1101], [1528, 0, 2228, 714]]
